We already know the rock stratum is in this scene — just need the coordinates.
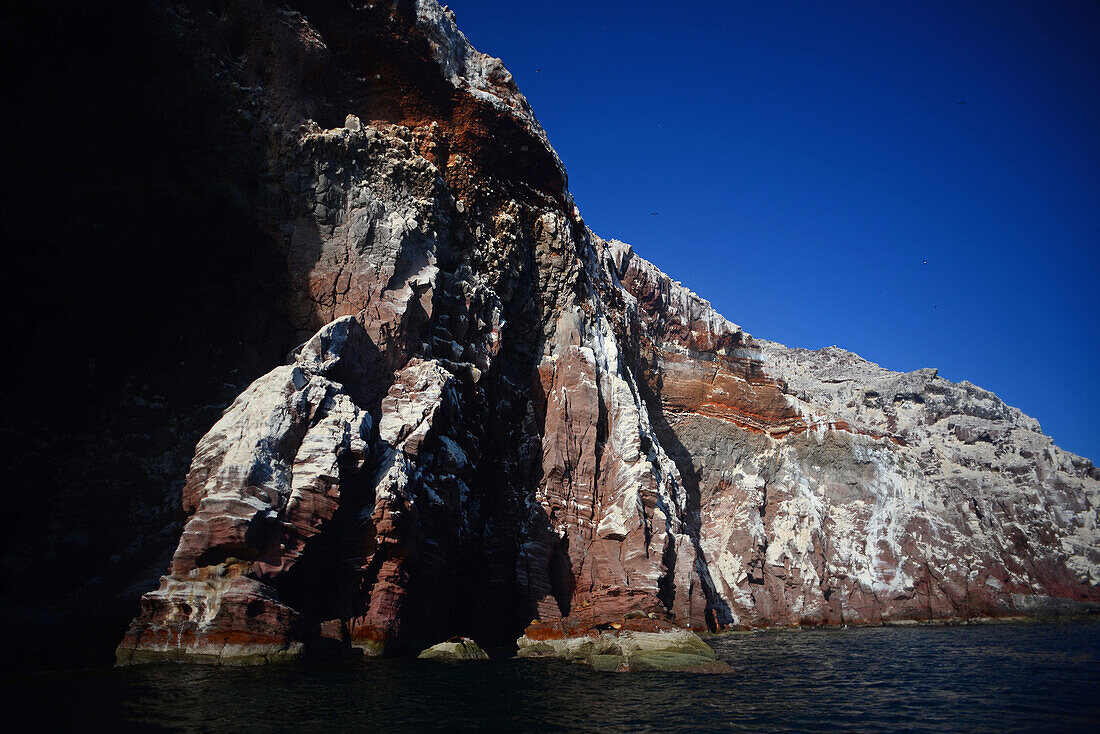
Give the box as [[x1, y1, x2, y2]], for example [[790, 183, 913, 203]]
[[1, 1, 1096, 667]]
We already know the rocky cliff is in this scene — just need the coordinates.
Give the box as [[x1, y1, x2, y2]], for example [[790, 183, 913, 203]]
[[3, 1, 1096, 667]]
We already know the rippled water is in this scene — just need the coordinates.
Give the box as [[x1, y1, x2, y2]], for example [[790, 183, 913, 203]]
[[6, 621, 1099, 732]]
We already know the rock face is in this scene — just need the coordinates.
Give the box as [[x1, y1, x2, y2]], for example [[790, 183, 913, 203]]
[[6, 1, 1093, 667], [602, 240, 1100, 630], [117, 318, 372, 663]]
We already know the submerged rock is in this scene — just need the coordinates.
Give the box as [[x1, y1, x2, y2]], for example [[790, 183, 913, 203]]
[[517, 625, 729, 674], [418, 637, 489, 661]]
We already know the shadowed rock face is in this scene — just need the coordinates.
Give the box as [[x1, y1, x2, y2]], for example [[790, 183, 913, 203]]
[[2, 1, 1094, 667]]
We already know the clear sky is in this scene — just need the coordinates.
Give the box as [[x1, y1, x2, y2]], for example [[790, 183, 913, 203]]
[[446, 1, 1100, 461]]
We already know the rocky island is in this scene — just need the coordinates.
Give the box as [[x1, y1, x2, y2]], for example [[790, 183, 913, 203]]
[[2, 1, 1096, 671]]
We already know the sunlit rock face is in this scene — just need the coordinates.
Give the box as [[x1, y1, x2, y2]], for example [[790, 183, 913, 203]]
[[609, 241, 1099, 629], [108, 0, 1098, 664]]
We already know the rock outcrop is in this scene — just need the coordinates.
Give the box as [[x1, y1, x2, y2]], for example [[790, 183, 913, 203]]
[[610, 241, 1098, 629], [518, 623, 730, 674], [418, 636, 489, 661], [6, 1, 1094, 668]]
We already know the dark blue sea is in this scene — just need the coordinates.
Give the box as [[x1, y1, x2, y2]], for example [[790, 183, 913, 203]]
[[5, 621, 1099, 732]]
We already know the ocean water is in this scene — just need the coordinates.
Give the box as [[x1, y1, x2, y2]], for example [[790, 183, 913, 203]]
[[5, 621, 1099, 733]]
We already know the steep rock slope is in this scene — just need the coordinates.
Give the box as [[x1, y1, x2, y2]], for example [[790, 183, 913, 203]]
[[608, 242, 1098, 629], [6, 1, 1094, 665]]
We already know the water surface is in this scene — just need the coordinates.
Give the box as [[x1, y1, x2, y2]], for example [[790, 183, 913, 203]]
[[6, 621, 1099, 732]]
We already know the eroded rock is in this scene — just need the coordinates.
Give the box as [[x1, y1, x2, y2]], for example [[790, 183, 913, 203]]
[[117, 318, 372, 664]]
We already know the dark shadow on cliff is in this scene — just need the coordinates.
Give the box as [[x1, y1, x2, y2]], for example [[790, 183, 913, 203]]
[[0, 2, 297, 668], [432, 211, 564, 648]]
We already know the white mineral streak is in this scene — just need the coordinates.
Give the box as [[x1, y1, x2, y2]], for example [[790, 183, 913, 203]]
[[371, 358, 457, 520], [378, 359, 452, 449], [288, 391, 370, 531], [586, 309, 686, 543]]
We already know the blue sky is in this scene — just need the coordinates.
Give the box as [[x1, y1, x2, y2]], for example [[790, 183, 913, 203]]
[[446, 1, 1100, 460]]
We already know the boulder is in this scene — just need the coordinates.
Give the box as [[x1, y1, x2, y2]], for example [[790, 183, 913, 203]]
[[418, 637, 489, 661]]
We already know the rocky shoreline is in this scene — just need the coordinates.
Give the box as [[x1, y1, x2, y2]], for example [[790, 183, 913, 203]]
[[116, 596, 1098, 669]]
